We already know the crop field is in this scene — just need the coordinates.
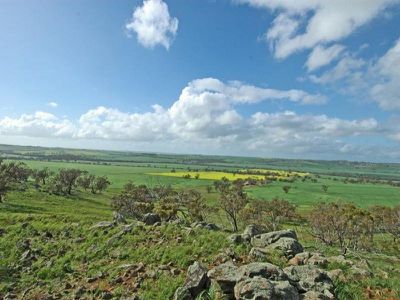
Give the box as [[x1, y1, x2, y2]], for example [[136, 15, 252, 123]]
[[147, 171, 266, 181]]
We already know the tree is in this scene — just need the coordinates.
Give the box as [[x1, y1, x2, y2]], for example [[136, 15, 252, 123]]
[[91, 176, 110, 194], [111, 182, 155, 219], [77, 174, 95, 191], [206, 186, 212, 193], [177, 189, 208, 222], [0, 160, 30, 202], [217, 179, 248, 232], [282, 185, 291, 194], [308, 202, 374, 254], [370, 205, 400, 242], [321, 184, 329, 193], [32, 167, 52, 185], [243, 198, 297, 231], [49, 169, 84, 195]]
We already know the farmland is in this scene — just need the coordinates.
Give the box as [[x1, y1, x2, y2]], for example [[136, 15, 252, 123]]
[[0, 144, 399, 299]]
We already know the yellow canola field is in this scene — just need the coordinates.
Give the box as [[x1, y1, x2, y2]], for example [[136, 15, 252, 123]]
[[148, 171, 266, 181], [240, 169, 309, 177]]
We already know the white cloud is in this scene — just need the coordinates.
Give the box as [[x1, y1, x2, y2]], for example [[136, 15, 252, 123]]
[[370, 38, 400, 110], [305, 44, 345, 72], [47, 102, 58, 108], [308, 37, 400, 111], [1, 78, 395, 160], [238, 0, 398, 59], [126, 0, 178, 50], [309, 54, 366, 84], [0, 111, 74, 138]]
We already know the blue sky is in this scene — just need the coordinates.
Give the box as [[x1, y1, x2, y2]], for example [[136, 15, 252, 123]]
[[1, 0, 400, 161]]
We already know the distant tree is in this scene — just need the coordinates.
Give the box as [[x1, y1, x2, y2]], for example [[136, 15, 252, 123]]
[[0, 160, 30, 202], [32, 167, 53, 185], [217, 179, 248, 232], [77, 174, 95, 191], [206, 186, 212, 193], [111, 182, 154, 219], [370, 205, 400, 242], [321, 184, 329, 193], [194, 174, 200, 179], [91, 175, 110, 194], [177, 189, 208, 222], [243, 198, 297, 231], [49, 169, 84, 195], [213, 177, 230, 193], [282, 185, 291, 194]]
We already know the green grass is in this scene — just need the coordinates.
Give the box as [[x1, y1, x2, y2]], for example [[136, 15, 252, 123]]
[[1, 147, 400, 299]]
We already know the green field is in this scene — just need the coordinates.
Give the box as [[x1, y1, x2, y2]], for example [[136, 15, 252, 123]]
[[0, 144, 399, 299]]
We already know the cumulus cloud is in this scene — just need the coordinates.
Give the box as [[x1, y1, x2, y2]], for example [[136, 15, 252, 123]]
[[126, 0, 178, 49], [0, 111, 74, 138], [305, 44, 345, 72], [237, 0, 398, 59], [0, 78, 395, 160]]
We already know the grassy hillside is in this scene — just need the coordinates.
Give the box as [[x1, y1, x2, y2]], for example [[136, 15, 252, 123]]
[[0, 145, 399, 299]]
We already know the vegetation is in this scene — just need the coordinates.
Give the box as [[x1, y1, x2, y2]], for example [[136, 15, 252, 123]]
[[0, 145, 399, 299]]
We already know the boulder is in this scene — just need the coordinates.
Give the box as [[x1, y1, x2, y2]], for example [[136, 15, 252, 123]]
[[249, 247, 269, 261], [283, 265, 334, 295], [238, 262, 287, 282], [234, 277, 299, 300], [207, 262, 242, 296], [143, 213, 161, 225], [184, 262, 209, 297], [242, 225, 266, 242], [300, 291, 331, 300], [251, 229, 298, 248], [173, 287, 193, 300], [227, 234, 243, 245], [266, 237, 304, 259]]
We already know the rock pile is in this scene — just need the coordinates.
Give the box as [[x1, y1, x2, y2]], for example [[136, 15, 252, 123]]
[[174, 228, 336, 300]]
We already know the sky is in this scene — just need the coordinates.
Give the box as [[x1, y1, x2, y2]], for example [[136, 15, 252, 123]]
[[1, 0, 400, 162]]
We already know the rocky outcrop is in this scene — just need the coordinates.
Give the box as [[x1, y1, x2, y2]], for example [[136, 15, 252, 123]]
[[174, 230, 336, 300], [191, 221, 220, 231]]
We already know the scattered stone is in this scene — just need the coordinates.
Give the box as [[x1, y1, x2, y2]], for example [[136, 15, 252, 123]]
[[101, 291, 113, 299], [191, 221, 219, 231], [327, 269, 343, 281], [143, 213, 161, 225], [242, 224, 266, 242], [113, 211, 126, 224], [171, 268, 181, 276], [91, 221, 115, 229], [227, 234, 243, 245]]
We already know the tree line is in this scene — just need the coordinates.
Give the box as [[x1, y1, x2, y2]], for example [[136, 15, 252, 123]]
[[0, 159, 110, 201]]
